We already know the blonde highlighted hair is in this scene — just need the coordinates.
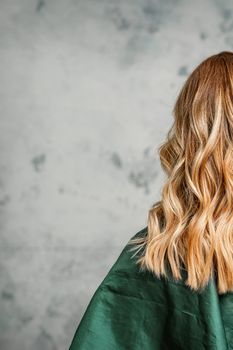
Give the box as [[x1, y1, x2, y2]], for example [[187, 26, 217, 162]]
[[128, 51, 233, 295]]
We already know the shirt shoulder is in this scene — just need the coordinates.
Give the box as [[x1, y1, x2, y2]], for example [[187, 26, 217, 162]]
[[100, 225, 148, 284]]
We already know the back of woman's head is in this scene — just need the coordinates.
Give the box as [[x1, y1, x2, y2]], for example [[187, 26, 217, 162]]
[[129, 51, 233, 295]]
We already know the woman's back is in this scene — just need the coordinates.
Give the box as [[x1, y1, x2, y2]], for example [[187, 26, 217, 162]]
[[69, 226, 233, 349]]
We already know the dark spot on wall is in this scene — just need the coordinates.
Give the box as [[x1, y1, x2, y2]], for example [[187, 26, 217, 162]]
[[46, 305, 60, 318], [2, 290, 14, 301], [20, 314, 34, 325], [219, 8, 233, 32], [106, 7, 130, 31], [31, 153, 46, 172], [143, 4, 157, 17], [142, 4, 162, 34], [58, 186, 65, 194], [199, 31, 207, 40], [129, 170, 144, 187], [118, 17, 130, 31], [128, 156, 158, 194], [222, 8, 232, 20], [143, 146, 151, 157], [111, 152, 122, 168], [128, 170, 150, 194], [178, 65, 188, 76], [0, 194, 10, 206], [36, 0, 46, 13]]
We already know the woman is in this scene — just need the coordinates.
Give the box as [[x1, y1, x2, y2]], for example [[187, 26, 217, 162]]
[[69, 51, 233, 349]]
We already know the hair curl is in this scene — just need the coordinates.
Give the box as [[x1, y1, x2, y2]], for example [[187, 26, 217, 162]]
[[128, 51, 233, 295]]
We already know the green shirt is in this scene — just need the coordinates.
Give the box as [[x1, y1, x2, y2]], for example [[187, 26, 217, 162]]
[[69, 226, 233, 349]]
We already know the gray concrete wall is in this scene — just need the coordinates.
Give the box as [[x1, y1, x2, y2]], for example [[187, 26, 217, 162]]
[[0, 0, 231, 349]]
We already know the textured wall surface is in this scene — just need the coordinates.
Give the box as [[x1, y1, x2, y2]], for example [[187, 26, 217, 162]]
[[0, 0, 232, 349]]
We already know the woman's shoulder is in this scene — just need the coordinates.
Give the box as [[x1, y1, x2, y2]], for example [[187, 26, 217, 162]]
[[100, 226, 148, 285]]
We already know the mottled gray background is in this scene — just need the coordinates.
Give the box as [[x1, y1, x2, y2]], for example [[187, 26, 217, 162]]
[[0, 0, 231, 349]]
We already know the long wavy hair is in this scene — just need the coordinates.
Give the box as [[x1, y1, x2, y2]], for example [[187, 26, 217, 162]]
[[128, 51, 233, 295]]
